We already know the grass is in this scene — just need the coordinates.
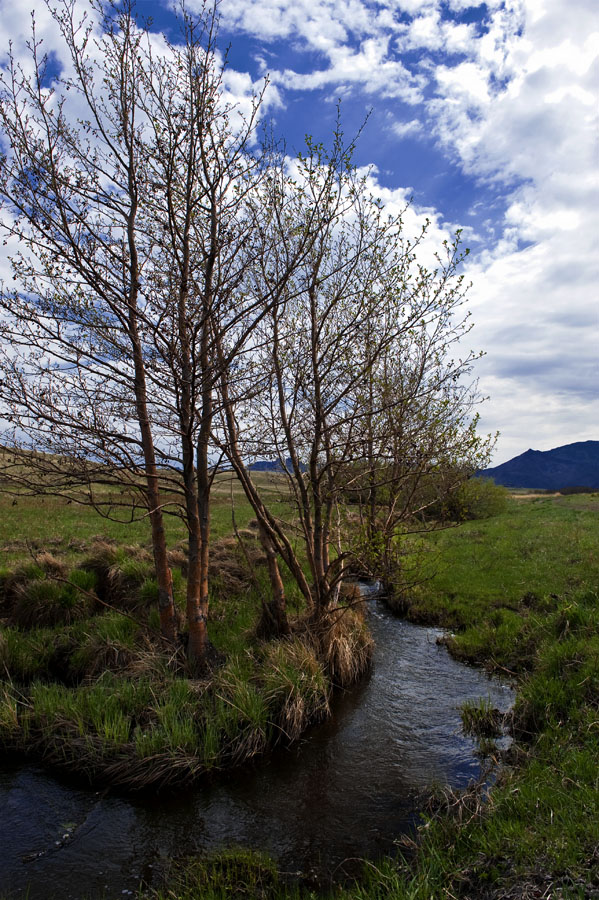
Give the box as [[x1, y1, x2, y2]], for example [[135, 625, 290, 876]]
[[2, 486, 598, 898], [320, 493, 599, 900], [387, 493, 599, 636], [138, 492, 599, 899], [0, 470, 280, 567], [0, 490, 367, 789], [146, 848, 306, 900], [0, 593, 340, 789]]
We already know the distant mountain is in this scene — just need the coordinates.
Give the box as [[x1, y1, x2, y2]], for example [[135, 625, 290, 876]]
[[248, 459, 284, 472], [248, 457, 306, 472], [480, 440, 599, 490]]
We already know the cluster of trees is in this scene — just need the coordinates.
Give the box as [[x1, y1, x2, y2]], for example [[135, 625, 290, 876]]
[[0, 0, 491, 670]]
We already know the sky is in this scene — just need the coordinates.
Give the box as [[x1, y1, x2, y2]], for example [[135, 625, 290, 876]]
[[0, 0, 597, 465]]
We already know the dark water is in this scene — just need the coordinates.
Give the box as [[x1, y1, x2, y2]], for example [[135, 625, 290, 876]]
[[0, 594, 514, 899]]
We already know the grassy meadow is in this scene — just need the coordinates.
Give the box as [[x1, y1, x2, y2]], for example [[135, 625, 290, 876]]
[[0, 473, 370, 790], [144, 491, 599, 899], [0, 469, 286, 566], [1, 482, 598, 898]]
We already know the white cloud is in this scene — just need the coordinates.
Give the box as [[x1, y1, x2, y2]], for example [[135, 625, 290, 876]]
[[390, 117, 424, 137], [2, 0, 596, 462], [278, 36, 424, 101]]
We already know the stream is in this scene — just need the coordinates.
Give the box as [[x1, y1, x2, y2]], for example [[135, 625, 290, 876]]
[[0, 591, 514, 899]]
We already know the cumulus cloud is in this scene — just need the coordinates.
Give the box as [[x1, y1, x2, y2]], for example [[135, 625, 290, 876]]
[[390, 117, 424, 137], [2, 0, 596, 462], [212, 0, 597, 460]]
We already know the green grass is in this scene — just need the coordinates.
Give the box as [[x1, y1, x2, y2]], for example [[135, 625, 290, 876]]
[[3, 489, 598, 897], [145, 848, 311, 900], [0, 471, 284, 566], [317, 495, 599, 900], [396, 494, 599, 633], [141, 493, 599, 899], [0, 532, 340, 789]]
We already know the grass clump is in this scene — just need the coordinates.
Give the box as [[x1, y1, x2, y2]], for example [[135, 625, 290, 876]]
[[211, 656, 272, 764], [135, 707, 199, 760], [317, 603, 374, 687], [0, 546, 362, 789], [261, 637, 330, 741], [0, 682, 20, 739], [460, 696, 503, 738], [0, 625, 61, 681], [11, 576, 90, 628], [146, 849, 287, 900], [82, 540, 155, 610], [68, 611, 141, 678], [0, 559, 98, 629]]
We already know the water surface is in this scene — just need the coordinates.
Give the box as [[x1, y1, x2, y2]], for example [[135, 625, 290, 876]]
[[0, 596, 513, 898]]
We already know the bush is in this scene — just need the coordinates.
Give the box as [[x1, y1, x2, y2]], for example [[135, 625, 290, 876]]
[[10, 570, 95, 628], [440, 477, 509, 522]]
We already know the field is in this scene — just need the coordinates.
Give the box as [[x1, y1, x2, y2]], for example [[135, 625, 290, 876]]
[[1, 486, 598, 898], [145, 492, 599, 899], [0, 469, 287, 566]]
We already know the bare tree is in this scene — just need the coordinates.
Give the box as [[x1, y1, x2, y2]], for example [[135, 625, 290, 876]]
[[0, 0, 283, 666], [0, 0, 491, 661], [216, 134, 492, 619], [347, 294, 494, 589], [132, 6, 273, 665], [0, 0, 185, 640]]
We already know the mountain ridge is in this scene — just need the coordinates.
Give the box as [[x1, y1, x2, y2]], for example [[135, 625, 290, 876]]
[[480, 440, 599, 489]]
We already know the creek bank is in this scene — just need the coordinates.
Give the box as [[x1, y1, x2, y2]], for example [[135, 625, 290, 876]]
[[0, 598, 514, 900], [0, 545, 374, 792], [353, 579, 599, 900], [0, 609, 372, 791]]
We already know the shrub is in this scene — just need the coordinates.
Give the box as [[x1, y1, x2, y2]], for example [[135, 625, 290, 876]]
[[442, 477, 509, 522], [10, 571, 94, 628]]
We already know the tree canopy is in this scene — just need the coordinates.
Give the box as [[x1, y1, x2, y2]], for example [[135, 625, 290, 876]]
[[0, 0, 492, 668]]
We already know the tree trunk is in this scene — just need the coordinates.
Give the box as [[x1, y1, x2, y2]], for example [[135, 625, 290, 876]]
[[257, 523, 290, 637]]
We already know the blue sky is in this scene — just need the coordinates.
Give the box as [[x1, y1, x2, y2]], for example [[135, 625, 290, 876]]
[[1, 0, 597, 464]]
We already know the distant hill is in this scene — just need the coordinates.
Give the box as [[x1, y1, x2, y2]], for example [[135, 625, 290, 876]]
[[248, 457, 306, 472], [480, 440, 599, 490], [248, 459, 285, 472]]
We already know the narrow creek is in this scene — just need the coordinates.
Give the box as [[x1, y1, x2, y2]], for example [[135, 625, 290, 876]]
[[0, 592, 514, 899]]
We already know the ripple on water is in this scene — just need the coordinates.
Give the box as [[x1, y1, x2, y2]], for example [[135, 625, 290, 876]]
[[0, 598, 514, 899]]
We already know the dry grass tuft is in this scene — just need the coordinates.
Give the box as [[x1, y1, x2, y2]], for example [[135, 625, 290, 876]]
[[308, 602, 374, 688], [125, 644, 187, 679], [70, 633, 139, 679], [167, 548, 188, 575], [34, 551, 69, 577], [338, 581, 362, 603], [262, 637, 330, 742], [209, 535, 264, 595]]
